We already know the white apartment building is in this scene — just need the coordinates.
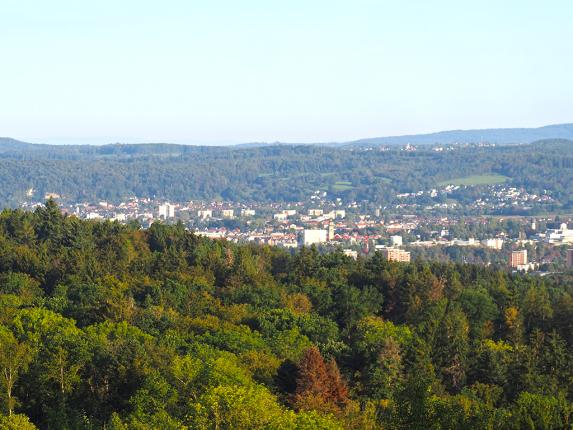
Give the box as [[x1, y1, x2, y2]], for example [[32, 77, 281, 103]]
[[302, 229, 327, 246], [158, 203, 175, 219]]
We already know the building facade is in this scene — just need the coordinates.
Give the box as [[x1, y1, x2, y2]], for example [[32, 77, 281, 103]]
[[380, 247, 411, 263], [510, 250, 528, 268], [302, 229, 327, 246], [158, 203, 175, 219]]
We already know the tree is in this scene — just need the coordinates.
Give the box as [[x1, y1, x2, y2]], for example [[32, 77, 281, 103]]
[[0, 326, 33, 416], [123, 371, 185, 430], [189, 383, 344, 430], [325, 360, 348, 410], [394, 336, 439, 430], [34, 199, 64, 244], [433, 307, 470, 392], [351, 316, 411, 400], [0, 273, 42, 306], [458, 287, 498, 339], [522, 286, 553, 333], [294, 347, 330, 412], [552, 293, 573, 345], [0, 414, 37, 430], [11, 308, 90, 427], [82, 321, 153, 422], [188, 384, 287, 430], [504, 306, 524, 345], [470, 339, 512, 388], [512, 392, 572, 429], [293, 347, 348, 414]]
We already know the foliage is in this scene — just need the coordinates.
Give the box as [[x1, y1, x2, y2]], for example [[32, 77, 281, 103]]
[[2, 139, 573, 211], [0, 203, 571, 427]]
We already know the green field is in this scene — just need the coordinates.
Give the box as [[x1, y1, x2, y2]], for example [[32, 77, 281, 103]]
[[331, 181, 355, 191], [438, 174, 510, 186]]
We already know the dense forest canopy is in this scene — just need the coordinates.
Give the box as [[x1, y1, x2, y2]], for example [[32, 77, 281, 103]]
[[1, 138, 573, 208], [0, 202, 572, 428]]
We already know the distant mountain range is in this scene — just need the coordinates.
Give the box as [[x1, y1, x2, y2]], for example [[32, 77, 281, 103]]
[[341, 123, 573, 148], [223, 123, 573, 148], [2, 123, 573, 150]]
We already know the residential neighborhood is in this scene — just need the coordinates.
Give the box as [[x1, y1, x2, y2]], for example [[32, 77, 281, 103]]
[[20, 191, 573, 272]]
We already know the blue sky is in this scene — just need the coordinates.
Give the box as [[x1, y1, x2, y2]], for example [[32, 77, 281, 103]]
[[1, 0, 572, 144]]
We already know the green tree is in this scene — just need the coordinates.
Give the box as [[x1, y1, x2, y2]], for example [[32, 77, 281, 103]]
[[12, 308, 90, 427], [188, 384, 287, 430], [0, 326, 33, 416], [433, 307, 470, 392], [0, 413, 37, 430], [458, 287, 498, 338], [512, 392, 572, 430]]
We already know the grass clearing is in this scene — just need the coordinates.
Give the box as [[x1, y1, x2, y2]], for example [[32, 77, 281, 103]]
[[438, 174, 510, 186], [332, 181, 355, 191]]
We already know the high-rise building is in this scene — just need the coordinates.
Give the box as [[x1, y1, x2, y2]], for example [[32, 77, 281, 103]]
[[302, 229, 327, 246], [510, 250, 527, 268], [380, 247, 411, 263], [567, 249, 573, 268], [158, 203, 175, 219]]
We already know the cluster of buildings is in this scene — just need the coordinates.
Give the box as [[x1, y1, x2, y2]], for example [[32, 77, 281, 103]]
[[20, 193, 573, 270], [407, 237, 505, 249], [506, 224, 573, 272], [538, 223, 573, 244], [391, 184, 555, 215], [197, 208, 241, 219], [509, 247, 573, 273]]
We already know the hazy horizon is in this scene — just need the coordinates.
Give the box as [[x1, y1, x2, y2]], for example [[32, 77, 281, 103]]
[[2, 120, 570, 146]]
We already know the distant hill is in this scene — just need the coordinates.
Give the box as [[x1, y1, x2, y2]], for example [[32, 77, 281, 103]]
[[1, 123, 573, 208], [0, 134, 572, 208], [0, 137, 38, 152], [4, 123, 573, 150], [190, 122, 573, 148], [342, 123, 573, 147]]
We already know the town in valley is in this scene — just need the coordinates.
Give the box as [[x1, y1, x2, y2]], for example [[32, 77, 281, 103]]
[[23, 187, 573, 273]]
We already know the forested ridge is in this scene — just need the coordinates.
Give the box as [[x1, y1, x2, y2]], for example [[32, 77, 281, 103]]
[[1, 138, 573, 207], [0, 202, 572, 428]]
